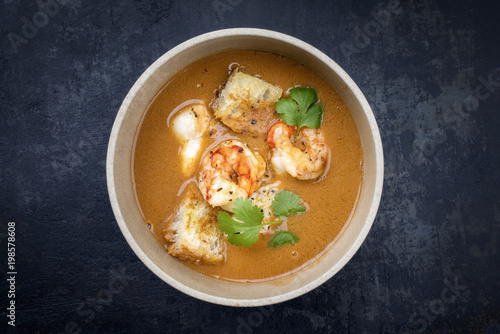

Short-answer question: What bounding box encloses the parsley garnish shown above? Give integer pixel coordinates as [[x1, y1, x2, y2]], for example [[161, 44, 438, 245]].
[[276, 87, 323, 134], [218, 197, 280, 247], [268, 231, 299, 248], [272, 190, 306, 217]]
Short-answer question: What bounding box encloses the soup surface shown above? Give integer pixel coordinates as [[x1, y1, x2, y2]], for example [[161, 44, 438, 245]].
[[133, 50, 363, 282]]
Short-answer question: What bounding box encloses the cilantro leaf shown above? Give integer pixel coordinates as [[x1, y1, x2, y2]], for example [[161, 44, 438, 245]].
[[233, 197, 264, 227], [218, 197, 280, 247], [272, 190, 306, 217], [275, 87, 323, 134], [268, 231, 299, 248], [290, 87, 317, 114], [275, 98, 298, 126], [299, 102, 323, 129], [218, 211, 260, 247]]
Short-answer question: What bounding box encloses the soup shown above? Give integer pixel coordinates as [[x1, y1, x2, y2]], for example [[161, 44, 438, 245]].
[[133, 50, 363, 282]]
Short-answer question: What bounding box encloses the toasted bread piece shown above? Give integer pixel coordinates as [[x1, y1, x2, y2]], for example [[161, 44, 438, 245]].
[[213, 70, 282, 137], [165, 187, 225, 265]]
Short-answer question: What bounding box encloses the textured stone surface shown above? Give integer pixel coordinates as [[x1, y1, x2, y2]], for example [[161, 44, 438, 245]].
[[1, 0, 499, 333]]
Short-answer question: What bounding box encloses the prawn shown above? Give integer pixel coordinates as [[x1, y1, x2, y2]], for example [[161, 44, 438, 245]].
[[267, 121, 328, 180], [198, 140, 266, 212], [171, 103, 210, 176]]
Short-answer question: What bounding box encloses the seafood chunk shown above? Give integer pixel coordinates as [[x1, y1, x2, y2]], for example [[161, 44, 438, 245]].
[[198, 139, 266, 212], [250, 181, 282, 233], [171, 103, 210, 175], [267, 121, 328, 180], [165, 187, 225, 265], [213, 70, 282, 136]]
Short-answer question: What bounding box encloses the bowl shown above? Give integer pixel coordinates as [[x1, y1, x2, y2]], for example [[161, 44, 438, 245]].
[[106, 28, 383, 306]]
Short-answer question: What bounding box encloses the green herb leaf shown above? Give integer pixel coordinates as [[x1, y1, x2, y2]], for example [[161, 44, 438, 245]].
[[272, 190, 306, 217], [299, 103, 323, 129], [218, 197, 279, 247], [275, 98, 299, 126], [290, 87, 317, 114], [268, 231, 299, 248], [276, 87, 323, 134]]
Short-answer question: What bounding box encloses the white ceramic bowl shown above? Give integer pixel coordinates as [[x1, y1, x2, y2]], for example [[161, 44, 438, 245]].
[[106, 28, 383, 306]]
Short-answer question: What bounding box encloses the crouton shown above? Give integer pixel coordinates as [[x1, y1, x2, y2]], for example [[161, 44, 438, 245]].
[[165, 187, 225, 265], [212, 70, 283, 137]]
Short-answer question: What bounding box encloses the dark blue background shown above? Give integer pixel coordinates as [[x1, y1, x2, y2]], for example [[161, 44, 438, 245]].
[[1, 0, 499, 333]]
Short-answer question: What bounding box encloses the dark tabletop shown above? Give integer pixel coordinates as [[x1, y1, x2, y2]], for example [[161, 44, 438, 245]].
[[1, 0, 500, 333]]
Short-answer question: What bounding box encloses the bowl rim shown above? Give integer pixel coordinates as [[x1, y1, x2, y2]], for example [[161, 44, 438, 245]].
[[106, 27, 384, 306]]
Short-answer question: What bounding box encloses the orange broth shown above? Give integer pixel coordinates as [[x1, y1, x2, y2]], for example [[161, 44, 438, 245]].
[[132, 50, 363, 282]]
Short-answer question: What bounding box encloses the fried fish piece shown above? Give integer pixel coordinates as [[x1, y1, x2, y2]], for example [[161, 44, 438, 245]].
[[213, 70, 282, 137]]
